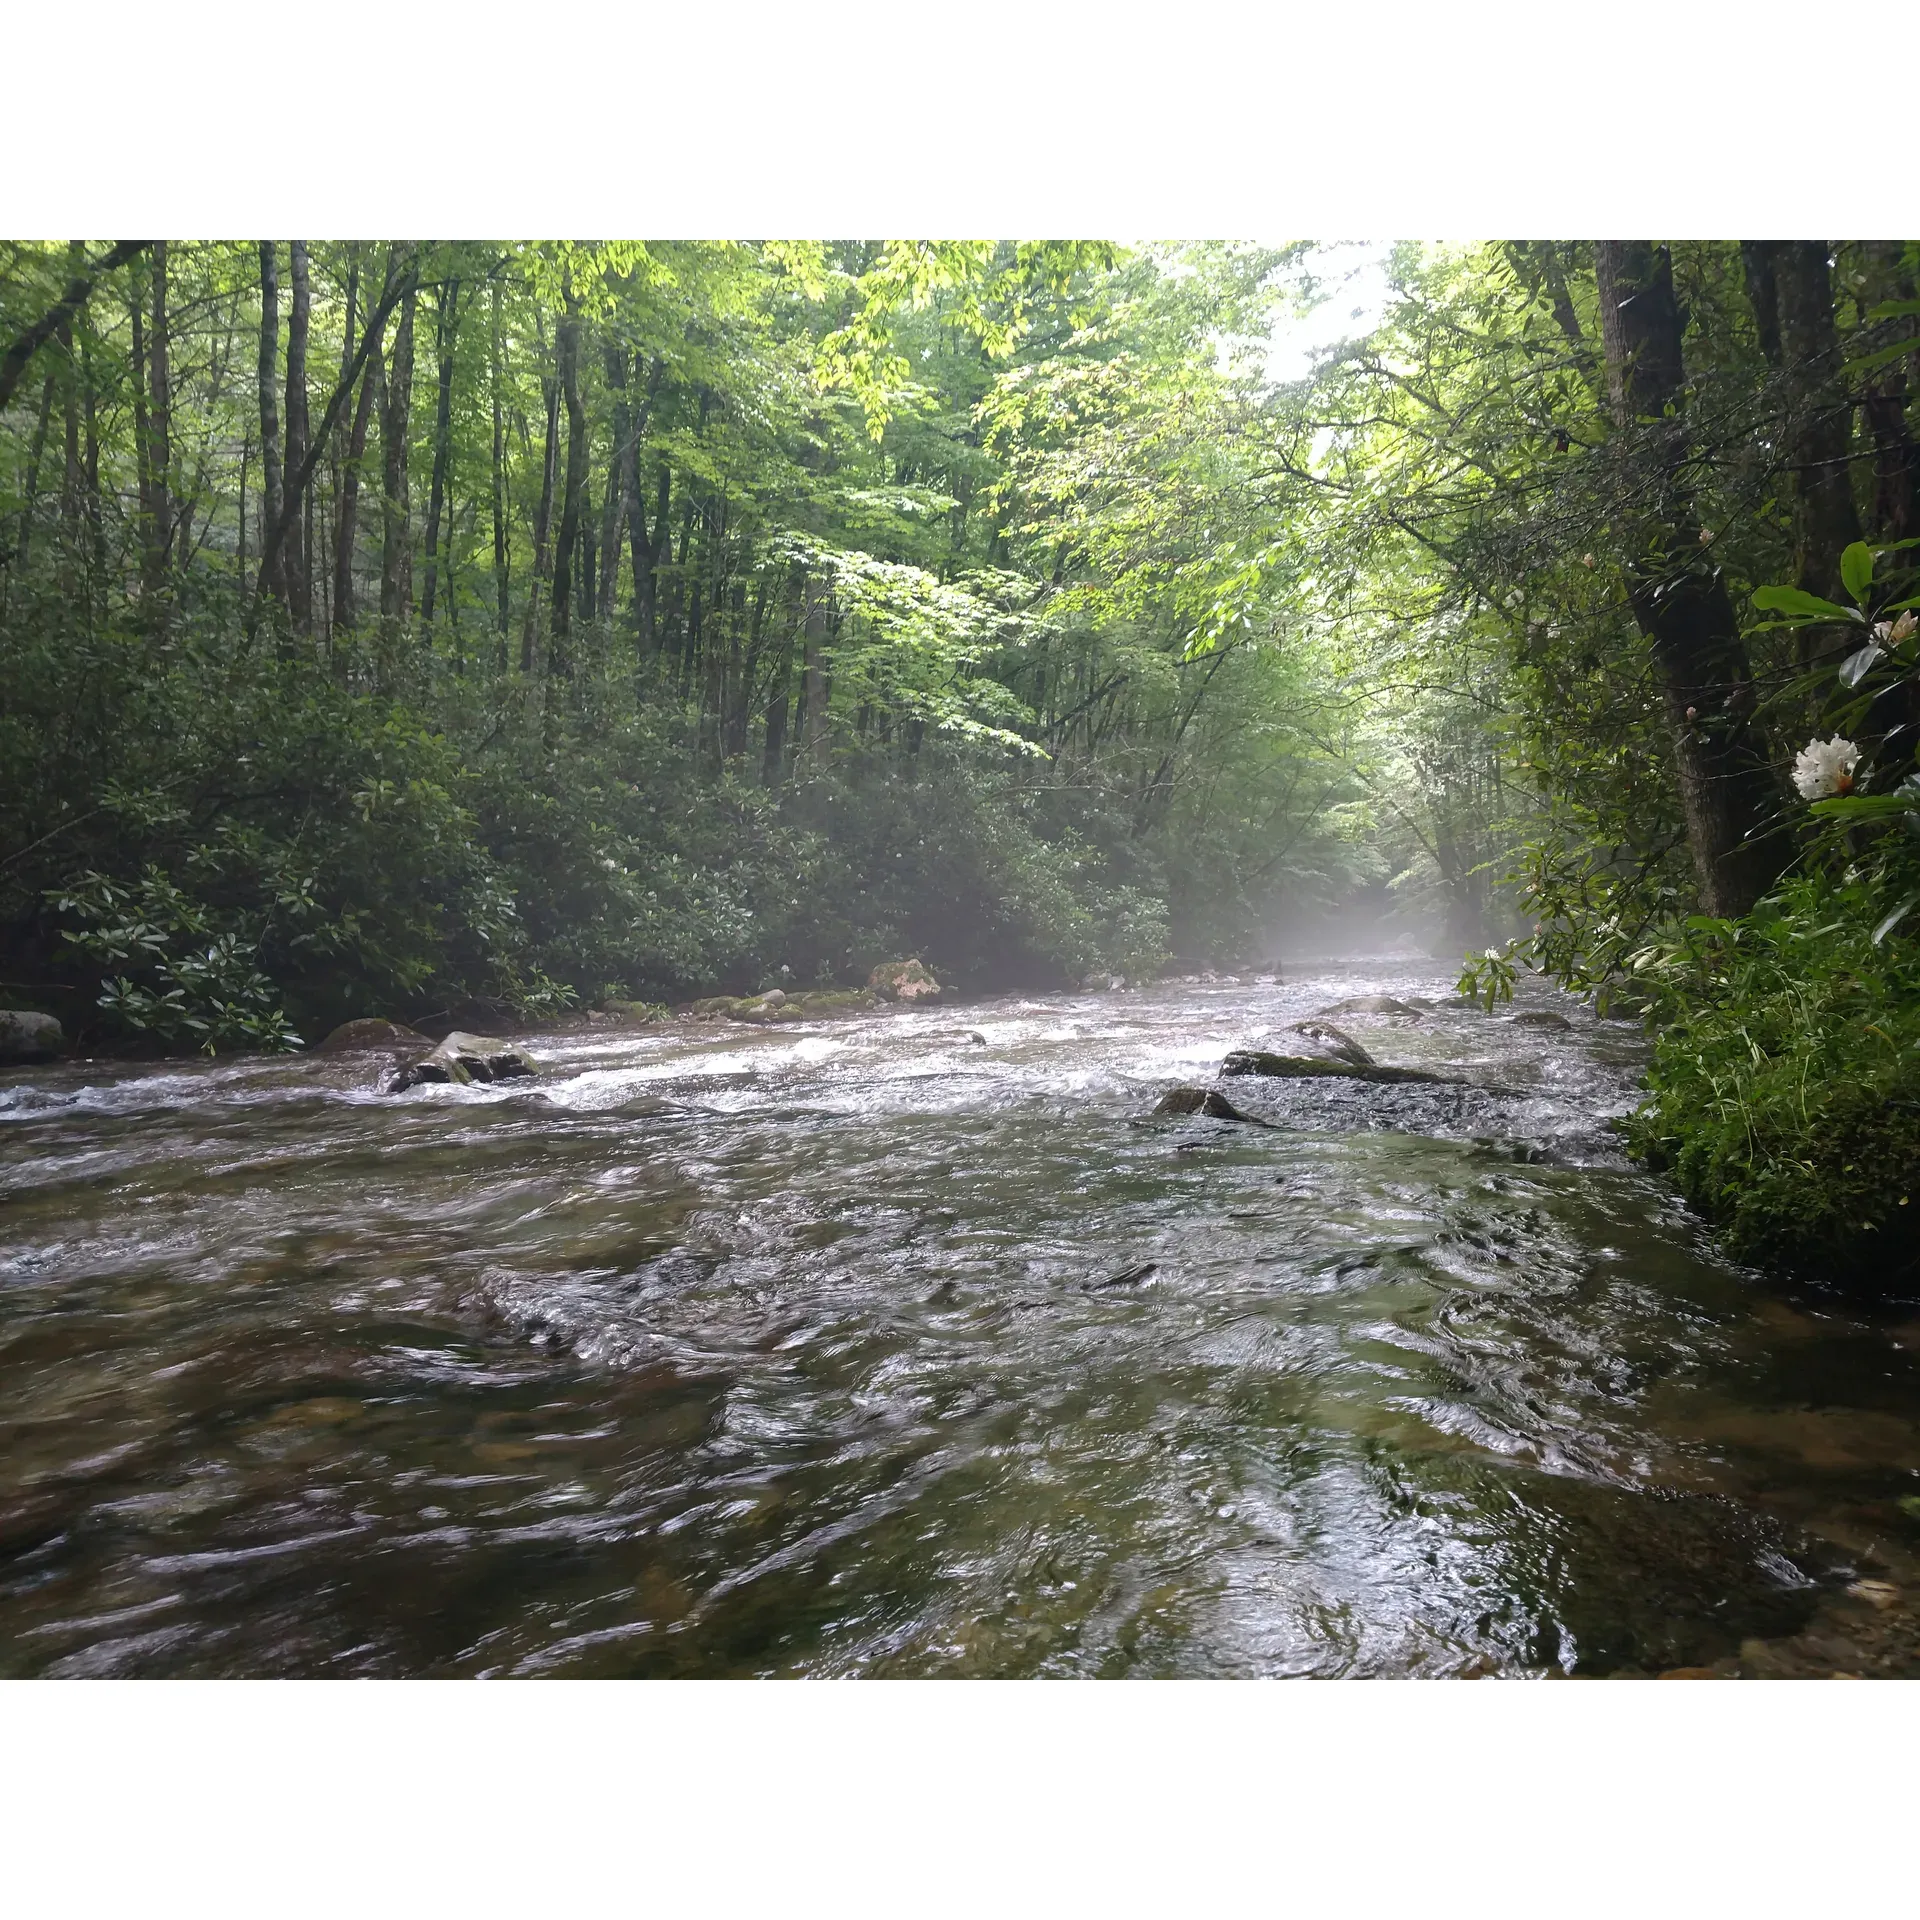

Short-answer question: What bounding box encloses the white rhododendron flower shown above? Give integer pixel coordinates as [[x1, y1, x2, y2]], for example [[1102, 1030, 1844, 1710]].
[[1873, 610, 1918, 646], [1792, 735, 1861, 800]]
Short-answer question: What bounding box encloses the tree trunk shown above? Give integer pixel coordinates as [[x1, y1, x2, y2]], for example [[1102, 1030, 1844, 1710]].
[[519, 346, 559, 675], [1595, 241, 1785, 919], [10, 370, 56, 575], [0, 240, 148, 415], [80, 318, 104, 600], [420, 276, 460, 625], [636, 456, 669, 660], [796, 567, 831, 761], [378, 277, 418, 622], [145, 241, 173, 602], [491, 280, 510, 668], [59, 243, 82, 541], [284, 240, 313, 634], [548, 286, 588, 675], [1745, 241, 1863, 658], [596, 345, 632, 618], [1858, 241, 1920, 547], [760, 565, 803, 785], [333, 292, 385, 633], [256, 242, 287, 609]]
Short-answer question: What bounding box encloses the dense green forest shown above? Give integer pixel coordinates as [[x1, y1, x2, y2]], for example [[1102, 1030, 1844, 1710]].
[[4, 238, 1919, 1274]]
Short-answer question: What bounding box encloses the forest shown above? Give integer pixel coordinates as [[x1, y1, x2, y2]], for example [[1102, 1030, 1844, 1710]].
[[3, 237, 1920, 1279]]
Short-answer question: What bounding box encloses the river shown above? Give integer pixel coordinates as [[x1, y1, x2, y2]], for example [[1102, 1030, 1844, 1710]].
[[4, 963, 1918, 1677]]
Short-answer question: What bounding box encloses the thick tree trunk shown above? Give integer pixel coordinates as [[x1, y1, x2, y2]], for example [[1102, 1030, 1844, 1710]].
[[284, 241, 313, 634], [1858, 241, 1919, 546], [548, 287, 588, 675], [1745, 241, 1863, 657], [420, 277, 459, 625], [1596, 241, 1785, 920], [379, 279, 417, 621]]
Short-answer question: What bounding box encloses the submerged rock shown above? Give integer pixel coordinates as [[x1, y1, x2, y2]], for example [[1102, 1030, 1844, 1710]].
[[317, 1018, 430, 1053], [1151, 1086, 1261, 1121], [1313, 995, 1427, 1019], [1287, 1020, 1375, 1067], [387, 1031, 540, 1093], [0, 1011, 65, 1063], [1508, 1010, 1573, 1031], [868, 958, 941, 1003], [1221, 1049, 1459, 1087]]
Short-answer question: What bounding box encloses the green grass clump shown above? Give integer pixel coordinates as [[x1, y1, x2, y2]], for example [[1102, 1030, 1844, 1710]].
[[1621, 872, 1920, 1281]]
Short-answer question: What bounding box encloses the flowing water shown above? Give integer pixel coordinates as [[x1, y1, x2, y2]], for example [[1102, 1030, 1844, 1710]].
[[5, 963, 1920, 1678]]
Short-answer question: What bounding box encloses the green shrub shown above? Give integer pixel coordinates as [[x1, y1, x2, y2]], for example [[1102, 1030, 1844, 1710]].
[[1621, 871, 1920, 1280]]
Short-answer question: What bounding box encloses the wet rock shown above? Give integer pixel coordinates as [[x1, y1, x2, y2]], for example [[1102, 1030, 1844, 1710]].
[[387, 1031, 540, 1093], [1313, 995, 1426, 1018], [1287, 1020, 1375, 1067], [1086, 1260, 1158, 1291], [1152, 1086, 1261, 1121], [413, 996, 518, 1040], [1222, 1049, 1459, 1087], [868, 958, 941, 1003], [317, 1018, 430, 1053], [598, 999, 666, 1025], [963, 1030, 988, 1046], [1509, 1010, 1573, 1031], [0, 1010, 65, 1062]]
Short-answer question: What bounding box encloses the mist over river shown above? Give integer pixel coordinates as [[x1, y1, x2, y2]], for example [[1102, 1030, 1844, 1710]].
[[5, 962, 1919, 1677]]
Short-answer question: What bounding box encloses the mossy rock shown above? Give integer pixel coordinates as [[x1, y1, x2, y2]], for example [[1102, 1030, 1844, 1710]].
[[1151, 1086, 1261, 1121], [388, 1031, 540, 1092], [868, 958, 941, 1003], [598, 999, 667, 1025]]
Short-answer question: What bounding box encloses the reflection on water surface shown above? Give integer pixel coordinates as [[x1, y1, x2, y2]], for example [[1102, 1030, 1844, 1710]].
[[4, 964, 1919, 1676]]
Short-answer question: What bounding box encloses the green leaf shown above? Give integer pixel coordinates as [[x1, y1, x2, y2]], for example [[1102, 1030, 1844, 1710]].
[[1808, 793, 1917, 821], [1839, 642, 1886, 689], [1841, 542, 1875, 606], [1872, 899, 1915, 947], [1751, 584, 1856, 622]]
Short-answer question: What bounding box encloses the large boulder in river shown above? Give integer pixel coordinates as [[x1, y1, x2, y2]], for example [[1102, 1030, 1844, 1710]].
[[318, 1018, 430, 1053], [0, 1011, 64, 1063], [868, 959, 941, 1003], [1287, 1019, 1375, 1067], [1313, 995, 1428, 1019], [387, 1031, 539, 1093]]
